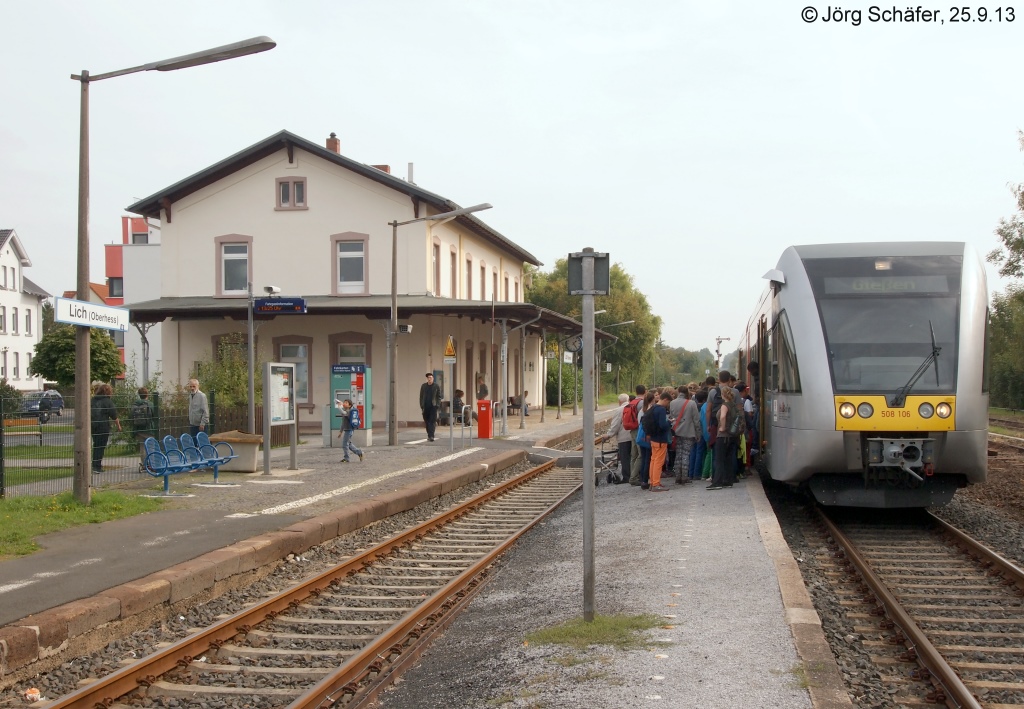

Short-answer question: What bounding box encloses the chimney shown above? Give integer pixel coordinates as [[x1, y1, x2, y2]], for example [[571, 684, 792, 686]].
[[371, 164, 391, 174], [326, 132, 340, 154]]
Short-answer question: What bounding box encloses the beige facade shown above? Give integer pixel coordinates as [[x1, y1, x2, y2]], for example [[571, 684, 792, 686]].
[[127, 131, 569, 430]]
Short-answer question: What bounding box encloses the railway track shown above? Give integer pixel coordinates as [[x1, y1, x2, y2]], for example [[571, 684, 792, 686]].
[[43, 460, 583, 709], [817, 507, 1024, 708]]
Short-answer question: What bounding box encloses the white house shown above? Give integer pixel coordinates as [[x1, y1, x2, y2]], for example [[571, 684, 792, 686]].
[[125, 131, 594, 430], [0, 229, 50, 391]]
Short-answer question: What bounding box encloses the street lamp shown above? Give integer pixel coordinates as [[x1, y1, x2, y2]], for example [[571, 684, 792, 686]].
[[387, 203, 492, 445], [70, 37, 276, 504]]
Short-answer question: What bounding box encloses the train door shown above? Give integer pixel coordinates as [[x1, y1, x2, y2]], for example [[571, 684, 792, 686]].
[[758, 315, 771, 469]]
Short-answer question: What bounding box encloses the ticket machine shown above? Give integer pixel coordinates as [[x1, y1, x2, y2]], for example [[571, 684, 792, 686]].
[[328, 365, 372, 448]]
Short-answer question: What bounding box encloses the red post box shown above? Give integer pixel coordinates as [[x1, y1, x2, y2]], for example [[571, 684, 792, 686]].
[[477, 400, 492, 439]]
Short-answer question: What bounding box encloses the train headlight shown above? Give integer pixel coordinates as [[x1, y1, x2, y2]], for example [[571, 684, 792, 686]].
[[918, 403, 934, 419], [857, 402, 874, 418], [936, 402, 952, 419], [839, 403, 856, 418]]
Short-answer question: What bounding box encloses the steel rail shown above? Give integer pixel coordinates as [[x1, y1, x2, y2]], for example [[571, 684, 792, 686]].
[[927, 511, 1024, 593], [288, 467, 583, 709], [45, 459, 560, 709], [815, 508, 984, 709]]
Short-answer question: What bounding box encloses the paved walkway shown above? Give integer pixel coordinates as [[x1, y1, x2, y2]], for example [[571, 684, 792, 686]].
[[0, 408, 600, 626]]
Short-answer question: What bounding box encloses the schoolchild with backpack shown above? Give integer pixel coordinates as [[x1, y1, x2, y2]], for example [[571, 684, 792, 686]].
[[336, 398, 364, 463], [131, 387, 156, 472], [643, 392, 673, 491], [634, 391, 655, 489], [671, 387, 701, 484], [627, 385, 645, 485]]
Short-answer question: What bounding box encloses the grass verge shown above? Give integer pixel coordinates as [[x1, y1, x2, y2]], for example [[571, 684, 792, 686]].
[[525, 613, 663, 651], [0, 491, 163, 558]]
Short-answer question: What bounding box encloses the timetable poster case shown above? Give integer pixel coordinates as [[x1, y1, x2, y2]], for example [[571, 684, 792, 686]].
[[267, 363, 296, 424]]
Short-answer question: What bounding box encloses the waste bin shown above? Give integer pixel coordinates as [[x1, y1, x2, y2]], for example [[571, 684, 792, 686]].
[[477, 400, 492, 439]]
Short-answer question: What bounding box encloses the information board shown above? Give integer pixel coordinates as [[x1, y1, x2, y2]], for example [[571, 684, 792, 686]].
[[267, 363, 296, 424]]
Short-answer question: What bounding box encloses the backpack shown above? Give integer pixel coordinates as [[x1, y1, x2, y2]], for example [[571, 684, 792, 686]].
[[642, 407, 661, 437], [349, 407, 362, 430], [709, 387, 724, 425], [131, 400, 152, 432], [727, 400, 745, 436], [622, 401, 639, 431]]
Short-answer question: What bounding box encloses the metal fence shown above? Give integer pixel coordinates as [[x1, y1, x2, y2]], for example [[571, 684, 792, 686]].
[[0, 391, 291, 498]]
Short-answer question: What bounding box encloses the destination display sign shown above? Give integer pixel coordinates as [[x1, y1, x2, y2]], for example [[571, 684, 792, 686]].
[[824, 276, 949, 295], [254, 297, 307, 314]]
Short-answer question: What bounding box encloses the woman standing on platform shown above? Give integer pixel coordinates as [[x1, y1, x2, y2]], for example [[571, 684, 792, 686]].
[[707, 386, 738, 490], [90, 383, 121, 473]]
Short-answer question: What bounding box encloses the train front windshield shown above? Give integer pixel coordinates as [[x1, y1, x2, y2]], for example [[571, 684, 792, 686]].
[[803, 255, 962, 395]]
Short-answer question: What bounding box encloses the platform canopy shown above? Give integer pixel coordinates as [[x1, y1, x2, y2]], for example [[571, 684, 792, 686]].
[[127, 294, 616, 340]]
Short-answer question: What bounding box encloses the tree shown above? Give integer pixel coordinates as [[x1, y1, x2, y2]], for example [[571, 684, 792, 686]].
[[988, 286, 1024, 408], [987, 130, 1024, 278], [42, 301, 55, 334], [0, 377, 23, 418], [28, 324, 125, 389], [183, 332, 263, 408]]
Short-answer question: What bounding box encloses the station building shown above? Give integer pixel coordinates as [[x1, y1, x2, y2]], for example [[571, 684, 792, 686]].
[[125, 131, 590, 431]]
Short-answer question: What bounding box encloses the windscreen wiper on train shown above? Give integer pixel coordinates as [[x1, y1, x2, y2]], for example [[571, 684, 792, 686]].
[[889, 321, 941, 408]]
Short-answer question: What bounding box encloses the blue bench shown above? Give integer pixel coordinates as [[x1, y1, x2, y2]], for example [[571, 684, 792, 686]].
[[167, 434, 237, 481], [142, 437, 202, 495], [141, 434, 237, 494]]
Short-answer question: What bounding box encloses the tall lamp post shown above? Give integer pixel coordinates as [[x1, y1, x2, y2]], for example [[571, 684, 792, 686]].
[[595, 319, 634, 409], [387, 203, 492, 446], [70, 36, 276, 505]]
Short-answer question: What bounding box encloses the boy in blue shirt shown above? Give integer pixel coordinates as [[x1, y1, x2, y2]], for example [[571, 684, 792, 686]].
[[336, 398, 364, 463]]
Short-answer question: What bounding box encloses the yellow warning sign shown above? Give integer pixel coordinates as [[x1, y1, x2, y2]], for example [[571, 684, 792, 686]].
[[444, 335, 457, 358]]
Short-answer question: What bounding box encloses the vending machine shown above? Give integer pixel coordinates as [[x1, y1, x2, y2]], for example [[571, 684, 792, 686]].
[[329, 365, 372, 448]]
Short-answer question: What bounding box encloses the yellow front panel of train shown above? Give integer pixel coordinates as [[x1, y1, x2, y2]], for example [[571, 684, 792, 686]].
[[833, 395, 955, 432]]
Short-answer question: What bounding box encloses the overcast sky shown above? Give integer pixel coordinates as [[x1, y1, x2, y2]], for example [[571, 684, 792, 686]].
[[2, 1, 1022, 352]]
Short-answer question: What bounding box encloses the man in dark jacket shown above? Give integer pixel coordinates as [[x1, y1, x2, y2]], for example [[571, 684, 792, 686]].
[[419, 373, 442, 442]]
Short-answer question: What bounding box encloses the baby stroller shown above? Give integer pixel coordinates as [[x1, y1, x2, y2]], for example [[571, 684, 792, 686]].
[[595, 436, 622, 485]]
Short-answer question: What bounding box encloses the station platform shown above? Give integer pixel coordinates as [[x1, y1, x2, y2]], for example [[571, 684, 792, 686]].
[[378, 463, 854, 709], [0, 408, 852, 707]]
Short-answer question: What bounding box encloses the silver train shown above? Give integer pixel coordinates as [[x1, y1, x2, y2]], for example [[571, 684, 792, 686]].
[[738, 242, 989, 508]]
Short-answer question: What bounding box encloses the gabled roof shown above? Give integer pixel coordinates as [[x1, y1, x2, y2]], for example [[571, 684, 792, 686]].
[[125, 130, 541, 266], [0, 228, 33, 267], [22, 276, 51, 298], [62, 282, 108, 301]]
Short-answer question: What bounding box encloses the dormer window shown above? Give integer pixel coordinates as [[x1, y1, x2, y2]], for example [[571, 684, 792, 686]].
[[276, 177, 308, 210]]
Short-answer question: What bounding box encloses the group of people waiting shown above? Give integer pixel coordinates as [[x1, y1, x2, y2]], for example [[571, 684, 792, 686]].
[[600, 365, 759, 492], [90, 378, 210, 474]]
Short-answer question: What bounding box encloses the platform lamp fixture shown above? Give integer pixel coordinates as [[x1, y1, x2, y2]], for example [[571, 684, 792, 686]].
[[595, 319, 634, 408], [387, 203, 492, 446], [70, 36, 276, 505]]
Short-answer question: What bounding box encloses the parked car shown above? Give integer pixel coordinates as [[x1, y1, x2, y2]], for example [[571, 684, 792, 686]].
[[21, 390, 65, 423]]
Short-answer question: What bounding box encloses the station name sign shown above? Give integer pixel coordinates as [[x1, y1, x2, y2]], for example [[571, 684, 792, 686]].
[[54, 297, 129, 332], [254, 297, 307, 314]]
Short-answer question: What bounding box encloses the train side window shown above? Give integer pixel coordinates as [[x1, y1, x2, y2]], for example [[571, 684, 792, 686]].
[[773, 311, 802, 393]]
